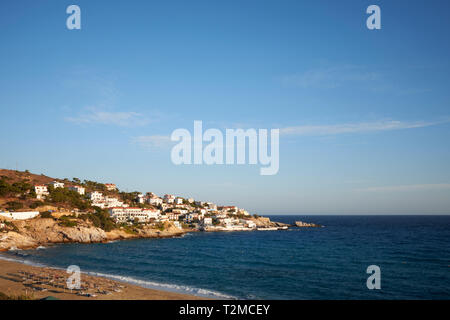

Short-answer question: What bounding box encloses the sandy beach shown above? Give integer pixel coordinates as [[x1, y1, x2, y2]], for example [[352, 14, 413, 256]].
[[0, 259, 204, 300]]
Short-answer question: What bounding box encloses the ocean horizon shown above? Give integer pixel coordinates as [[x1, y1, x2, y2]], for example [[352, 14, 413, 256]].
[[1, 215, 449, 300]]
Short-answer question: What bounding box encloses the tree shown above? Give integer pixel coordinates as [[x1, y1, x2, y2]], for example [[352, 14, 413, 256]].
[[6, 201, 23, 211]]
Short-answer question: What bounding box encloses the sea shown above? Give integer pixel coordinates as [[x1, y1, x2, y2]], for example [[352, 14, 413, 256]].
[[1, 215, 449, 299]]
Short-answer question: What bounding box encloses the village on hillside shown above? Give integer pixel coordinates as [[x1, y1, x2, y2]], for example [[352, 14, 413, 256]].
[[0, 170, 285, 232]]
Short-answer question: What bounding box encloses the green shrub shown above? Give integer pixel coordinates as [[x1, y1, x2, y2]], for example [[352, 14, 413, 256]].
[[85, 208, 116, 232], [6, 201, 23, 211], [29, 201, 44, 209], [3, 221, 19, 233], [39, 211, 53, 219], [59, 220, 78, 228]]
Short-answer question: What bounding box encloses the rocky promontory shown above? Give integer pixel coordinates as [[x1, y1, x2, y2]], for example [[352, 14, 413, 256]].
[[0, 217, 185, 251], [295, 221, 322, 228]]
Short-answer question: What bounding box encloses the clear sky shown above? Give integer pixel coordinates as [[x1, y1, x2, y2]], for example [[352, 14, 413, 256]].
[[1, 0, 450, 214]]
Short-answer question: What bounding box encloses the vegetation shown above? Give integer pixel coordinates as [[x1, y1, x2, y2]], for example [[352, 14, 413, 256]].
[[155, 222, 166, 231], [39, 211, 53, 219], [3, 221, 19, 233], [0, 178, 34, 198], [82, 180, 106, 191], [119, 191, 140, 203], [79, 207, 116, 231], [58, 215, 78, 228], [46, 186, 90, 210], [6, 201, 23, 211], [29, 201, 44, 209]]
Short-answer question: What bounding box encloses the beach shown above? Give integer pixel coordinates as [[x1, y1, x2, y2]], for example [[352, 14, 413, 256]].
[[0, 259, 203, 300]]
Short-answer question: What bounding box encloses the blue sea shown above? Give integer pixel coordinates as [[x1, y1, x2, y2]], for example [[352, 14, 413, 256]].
[[1, 215, 449, 299]]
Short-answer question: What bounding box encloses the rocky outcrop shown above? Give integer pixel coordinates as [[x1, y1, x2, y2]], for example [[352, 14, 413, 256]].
[[0, 218, 185, 251], [250, 216, 290, 228], [0, 232, 38, 251], [295, 221, 322, 228]]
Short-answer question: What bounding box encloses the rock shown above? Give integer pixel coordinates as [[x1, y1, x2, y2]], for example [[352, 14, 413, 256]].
[[295, 221, 321, 228]]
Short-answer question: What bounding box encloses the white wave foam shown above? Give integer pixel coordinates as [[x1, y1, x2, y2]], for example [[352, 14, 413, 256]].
[[0, 254, 47, 268], [0, 254, 236, 300], [87, 271, 236, 300]]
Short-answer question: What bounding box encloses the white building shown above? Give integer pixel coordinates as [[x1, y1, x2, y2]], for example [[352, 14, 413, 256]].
[[69, 186, 85, 195], [173, 221, 182, 229], [172, 208, 188, 215], [142, 208, 161, 219], [109, 207, 160, 223], [49, 181, 64, 189], [0, 211, 39, 220], [238, 209, 250, 216], [147, 197, 163, 206], [185, 213, 198, 222], [187, 198, 194, 204], [92, 201, 106, 209], [136, 193, 145, 204], [104, 196, 124, 208], [241, 219, 256, 228], [87, 191, 103, 201], [34, 185, 49, 200], [164, 194, 175, 204], [105, 183, 117, 191], [221, 218, 233, 226], [202, 217, 213, 225], [175, 197, 184, 205]]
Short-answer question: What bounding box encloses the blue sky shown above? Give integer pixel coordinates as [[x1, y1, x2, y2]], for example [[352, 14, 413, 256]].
[[1, 0, 450, 214]]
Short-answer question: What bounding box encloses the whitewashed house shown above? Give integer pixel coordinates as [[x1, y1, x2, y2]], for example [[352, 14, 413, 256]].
[[49, 181, 64, 189], [135, 193, 144, 204], [34, 185, 49, 199], [87, 191, 103, 201], [69, 186, 85, 195], [105, 183, 117, 191], [104, 196, 124, 208], [142, 208, 161, 219], [164, 194, 175, 204], [147, 196, 163, 206], [0, 211, 39, 220], [202, 217, 213, 225]]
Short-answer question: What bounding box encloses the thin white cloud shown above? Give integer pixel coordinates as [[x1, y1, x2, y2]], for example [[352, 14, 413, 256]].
[[356, 184, 450, 192], [280, 120, 438, 136], [281, 65, 379, 89], [66, 110, 149, 127], [133, 135, 172, 148]]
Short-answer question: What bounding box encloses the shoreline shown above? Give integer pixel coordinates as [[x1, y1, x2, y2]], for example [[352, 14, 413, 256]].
[[0, 258, 207, 300]]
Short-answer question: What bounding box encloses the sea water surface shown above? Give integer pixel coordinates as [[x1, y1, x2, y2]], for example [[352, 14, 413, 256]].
[[1, 215, 449, 299]]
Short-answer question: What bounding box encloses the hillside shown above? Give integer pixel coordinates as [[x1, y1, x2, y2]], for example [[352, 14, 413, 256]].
[[0, 169, 127, 212]]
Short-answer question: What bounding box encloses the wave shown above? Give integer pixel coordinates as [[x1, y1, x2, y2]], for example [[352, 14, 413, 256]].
[[0, 253, 47, 268], [0, 253, 236, 300], [86, 271, 237, 300]]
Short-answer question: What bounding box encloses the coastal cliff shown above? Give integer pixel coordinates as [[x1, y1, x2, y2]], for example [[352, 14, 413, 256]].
[[0, 217, 185, 251], [0, 169, 287, 252]]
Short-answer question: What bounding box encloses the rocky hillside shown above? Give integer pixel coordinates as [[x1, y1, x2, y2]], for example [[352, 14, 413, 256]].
[[0, 216, 185, 251]]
